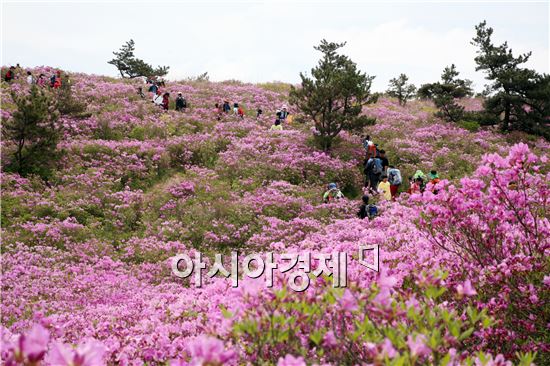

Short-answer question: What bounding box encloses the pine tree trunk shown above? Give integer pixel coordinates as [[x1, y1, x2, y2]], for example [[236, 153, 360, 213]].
[[503, 101, 510, 131]]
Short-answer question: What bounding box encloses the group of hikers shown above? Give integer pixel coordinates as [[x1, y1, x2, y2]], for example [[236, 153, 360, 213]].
[[4, 66, 439, 218], [138, 79, 293, 131], [214, 101, 246, 119], [139, 78, 293, 131], [136, 80, 188, 112], [323, 135, 441, 220], [4, 65, 63, 89]]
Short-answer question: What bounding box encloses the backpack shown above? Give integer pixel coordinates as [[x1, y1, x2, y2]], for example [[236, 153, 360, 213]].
[[372, 158, 383, 175], [389, 169, 402, 185], [367, 204, 378, 219]]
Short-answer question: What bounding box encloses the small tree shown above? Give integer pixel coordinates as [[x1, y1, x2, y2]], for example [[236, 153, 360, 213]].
[[108, 39, 169, 79], [417, 65, 473, 122], [3, 85, 61, 179], [386, 73, 416, 105], [56, 74, 88, 117], [289, 40, 377, 151], [472, 21, 550, 136], [186, 72, 210, 82]]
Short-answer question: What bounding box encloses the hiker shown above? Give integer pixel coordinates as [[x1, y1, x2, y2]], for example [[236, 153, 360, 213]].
[[378, 150, 389, 173], [323, 183, 344, 203], [377, 174, 392, 200], [37, 73, 46, 87], [358, 195, 369, 219], [409, 177, 424, 194], [364, 155, 383, 194], [270, 119, 283, 131], [367, 140, 377, 159], [413, 170, 426, 181], [412, 170, 426, 192], [4, 66, 15, 82], [148, 82, 158, 99], [276, 109, 282, 120], [257, 108, 263, 118], [378, 149, 390, 173], [223, 101, 231, 113], [280, 106, 290, 120], [26, 71, 34, 84], [162, 92, 170, 110], [238, 106, 244, 119], [362, 135, 371, 152], [175, 93, 187, 111], [52, 71, 62, 89], [428, 170, 441, 193], [153, 90, 163, 106], [357, 195, 378, 219], [137, 86, 145, 99], [233, 102, 239, 115], [387, 165, 402, 199], [428, 170, 440, 185]]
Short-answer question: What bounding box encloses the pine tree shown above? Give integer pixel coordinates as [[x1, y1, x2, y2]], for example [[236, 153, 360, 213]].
[[417, 65, 473, 123], [472, 21, 550, 136], [3, 85, 61, 179], [386, 73, 416, 106], [289, 40, 378, 151], [56, 74, 88, 117], [108, 39, 169, 79]]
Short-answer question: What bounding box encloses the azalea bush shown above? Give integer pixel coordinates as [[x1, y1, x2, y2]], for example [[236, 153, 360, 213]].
[[414, 143, 550, 356], [229, 270, 501, 365]]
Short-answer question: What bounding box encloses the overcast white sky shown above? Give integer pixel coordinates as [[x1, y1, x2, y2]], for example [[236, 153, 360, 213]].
[[2, 1, 549, 91]]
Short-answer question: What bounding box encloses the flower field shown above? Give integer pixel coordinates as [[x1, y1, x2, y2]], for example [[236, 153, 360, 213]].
[[1, 68, 549, 365]]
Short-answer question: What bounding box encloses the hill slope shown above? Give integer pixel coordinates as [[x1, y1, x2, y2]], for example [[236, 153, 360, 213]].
[[1, 69, 548, 365]]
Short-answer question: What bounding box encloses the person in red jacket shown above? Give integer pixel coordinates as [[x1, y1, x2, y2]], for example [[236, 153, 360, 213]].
[[53, 71, 62, 88], [162, 92, 170, 110], [4, 66, 15, 82], [237, 106, 244, 119]]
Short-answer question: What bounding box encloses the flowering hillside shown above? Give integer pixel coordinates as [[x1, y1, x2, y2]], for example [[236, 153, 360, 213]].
[[1, 68, 549, 366]]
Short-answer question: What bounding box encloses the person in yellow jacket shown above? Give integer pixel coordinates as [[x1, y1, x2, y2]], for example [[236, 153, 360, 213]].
[[377, 174, 392, 200], [270, 119, 283, 131]]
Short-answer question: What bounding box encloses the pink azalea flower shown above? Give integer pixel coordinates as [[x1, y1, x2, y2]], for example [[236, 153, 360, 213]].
[[187, 335, 235, 366], [339, 289, 358, 312], [46, 338, 106, 366], [407, 334, 431, 358], [323, 331, 337, 347], [380, 338, 397, 359], [456, 279, 477, 297], [22, 324, 50, 362], [7, 324, 50, 364], [277, 354, 306, 366]]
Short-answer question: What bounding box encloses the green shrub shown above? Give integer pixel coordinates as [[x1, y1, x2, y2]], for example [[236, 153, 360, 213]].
[[458, 120, 480, 132], [3, 85, 61, 180], [93, 118, 124, 140]]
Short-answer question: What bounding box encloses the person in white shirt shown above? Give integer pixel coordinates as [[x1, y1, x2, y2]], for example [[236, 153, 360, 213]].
[[26, 71, 35, 85], [153, 91, 163, 106]]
